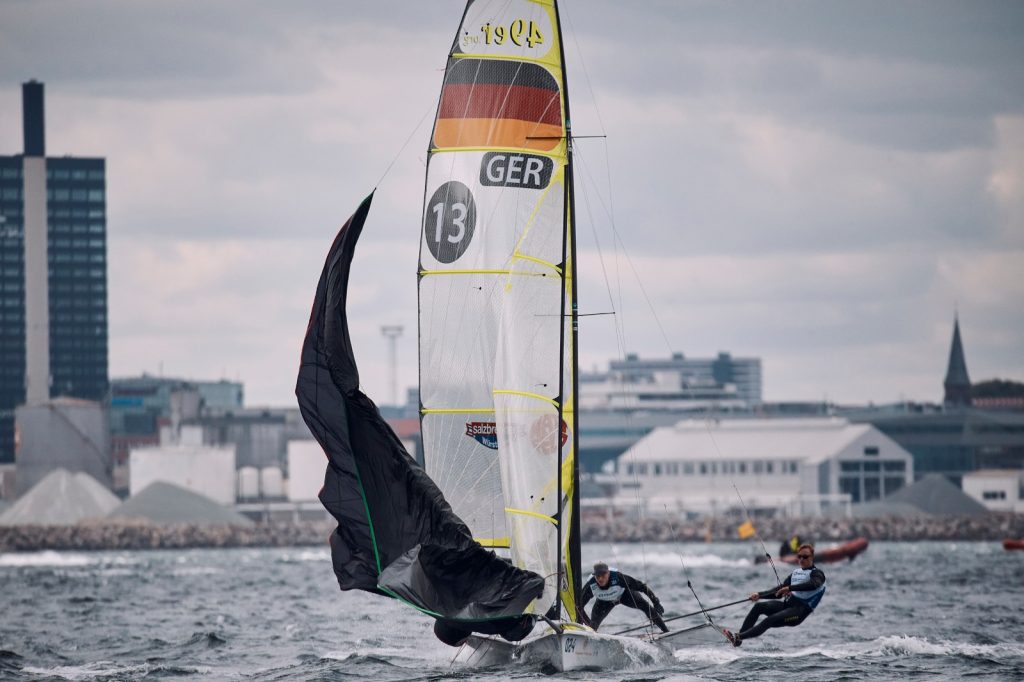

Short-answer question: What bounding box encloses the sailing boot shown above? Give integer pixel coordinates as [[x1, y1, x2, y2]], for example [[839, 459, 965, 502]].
[[723, 628, 742, 647]]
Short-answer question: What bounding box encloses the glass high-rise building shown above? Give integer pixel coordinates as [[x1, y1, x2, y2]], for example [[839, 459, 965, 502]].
[[0, 81, 109, 463]]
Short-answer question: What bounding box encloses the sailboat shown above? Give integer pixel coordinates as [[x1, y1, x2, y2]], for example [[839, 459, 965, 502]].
[[297, 0, 718, 671]]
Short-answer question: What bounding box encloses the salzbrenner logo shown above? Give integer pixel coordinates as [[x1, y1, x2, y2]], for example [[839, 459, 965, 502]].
[[465, 421, 498, 450]]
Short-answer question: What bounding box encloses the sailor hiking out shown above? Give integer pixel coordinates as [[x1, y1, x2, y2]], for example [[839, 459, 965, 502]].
[[724, 543, 826, 646], [579, 562, 669, 633]]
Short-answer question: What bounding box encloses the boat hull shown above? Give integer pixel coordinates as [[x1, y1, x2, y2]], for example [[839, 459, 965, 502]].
[[1003, 538, 1024, 551], [456, 622, 717, 671], [778, 537, 869, 564]]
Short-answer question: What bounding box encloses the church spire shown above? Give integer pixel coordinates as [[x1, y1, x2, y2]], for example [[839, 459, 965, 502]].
[[943, 314, 972, 407]]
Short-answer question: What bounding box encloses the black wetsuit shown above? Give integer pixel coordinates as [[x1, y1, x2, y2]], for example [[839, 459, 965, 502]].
[[579, 569, 668, 632], [738, 566, 826, 641]]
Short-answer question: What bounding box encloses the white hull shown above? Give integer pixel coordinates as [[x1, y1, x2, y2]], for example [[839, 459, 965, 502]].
[[455, 621, 718, 672]]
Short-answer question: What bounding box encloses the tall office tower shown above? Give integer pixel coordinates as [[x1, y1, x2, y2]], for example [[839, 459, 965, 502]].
[[0, 81, 109, 463]]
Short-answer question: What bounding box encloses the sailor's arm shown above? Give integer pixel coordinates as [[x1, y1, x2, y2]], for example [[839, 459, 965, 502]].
[[751, 576, 790, 600], [578, 579, 595, 608], [621, 573, 651, 596], [623, 573, 664, 612]]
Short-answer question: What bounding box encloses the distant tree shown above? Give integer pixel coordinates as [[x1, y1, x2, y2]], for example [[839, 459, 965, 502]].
[[972, 379, 1024, 398]]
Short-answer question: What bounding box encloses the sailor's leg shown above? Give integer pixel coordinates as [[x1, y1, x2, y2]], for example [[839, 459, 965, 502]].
[[739, 600, 785, 635], [738, 603, 808, 641], [589, 600, 615, 631]]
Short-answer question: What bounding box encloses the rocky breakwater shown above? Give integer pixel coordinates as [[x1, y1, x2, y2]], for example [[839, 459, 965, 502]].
[[581, 511, 1024, 543], [0, 520, 335, 552], [2, 513, 1023, 553]]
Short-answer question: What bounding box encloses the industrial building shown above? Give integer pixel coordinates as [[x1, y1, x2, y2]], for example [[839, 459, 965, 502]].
[[581, 351, 762, 408], [0, 81, 109, 464], [129, 439, 236, 506], [962, 469, 1024, 513], [15, 398, 111, 494], [608, 417, 914, 516], [110, 375, 244, 467]]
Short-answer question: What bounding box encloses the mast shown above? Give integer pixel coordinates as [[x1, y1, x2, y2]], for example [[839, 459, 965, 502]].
[[552, 0, 581, 621]]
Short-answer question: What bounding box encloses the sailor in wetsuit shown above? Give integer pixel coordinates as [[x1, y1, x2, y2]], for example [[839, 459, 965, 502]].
[[724, 543, 826, 647], [579, 562, 669, 632]]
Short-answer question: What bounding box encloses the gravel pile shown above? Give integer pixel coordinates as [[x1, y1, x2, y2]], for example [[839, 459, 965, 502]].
[[0, 469, 119, 526], [107, 481, 253, 526], [885, 473, 988, 516]]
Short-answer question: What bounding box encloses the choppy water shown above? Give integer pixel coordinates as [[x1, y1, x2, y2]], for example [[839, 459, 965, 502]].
[[2, 541, 1022, 680]]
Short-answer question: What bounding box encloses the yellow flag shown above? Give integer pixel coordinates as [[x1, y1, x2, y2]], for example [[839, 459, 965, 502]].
[[737, 520, 755, 540]]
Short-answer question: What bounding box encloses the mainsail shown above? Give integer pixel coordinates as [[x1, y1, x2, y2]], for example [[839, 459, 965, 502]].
[[297, 193, 544, 639], [419, 0, 581, 621]]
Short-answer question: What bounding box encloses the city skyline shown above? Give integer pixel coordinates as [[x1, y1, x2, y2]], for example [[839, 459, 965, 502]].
[[1, 1, 1021, 407]]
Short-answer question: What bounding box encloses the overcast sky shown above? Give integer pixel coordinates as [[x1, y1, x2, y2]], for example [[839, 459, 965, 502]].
[[1, 0, 1021, 407]]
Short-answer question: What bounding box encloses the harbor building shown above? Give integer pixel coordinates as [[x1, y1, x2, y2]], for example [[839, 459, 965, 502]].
[[605, 417, 914, 516], [578, 351, 761, 472], [962, 469, 1024, 513], [0, 81, 109, 464], [846, 315, 1024, 485]]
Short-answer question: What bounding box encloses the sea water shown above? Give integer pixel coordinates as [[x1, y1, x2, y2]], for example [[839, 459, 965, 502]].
[[2, 541, 1021, 680]]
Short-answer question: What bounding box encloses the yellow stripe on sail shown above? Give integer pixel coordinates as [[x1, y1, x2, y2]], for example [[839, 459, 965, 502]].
[[492, 389, 559, 409], [475, 537, 510, 548], [505, 507, 557, 526], [421, 408, 495, 415]]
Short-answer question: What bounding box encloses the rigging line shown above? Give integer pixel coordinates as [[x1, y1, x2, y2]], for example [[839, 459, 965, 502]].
[[373, 105, 433, 190], [731, 480, 782, 586], [561, 0, 607, 136], [572, 145, 654, 586], [576, 146, 666, 593], [699, 417, 783, 585], [663, 506, 723, 632], [613, 598, 751, 636], [574, 146, 673, 355], [572, 146, 622, 339]]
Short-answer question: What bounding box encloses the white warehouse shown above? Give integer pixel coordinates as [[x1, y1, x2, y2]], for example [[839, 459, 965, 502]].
[[611, 418, 914, 516]]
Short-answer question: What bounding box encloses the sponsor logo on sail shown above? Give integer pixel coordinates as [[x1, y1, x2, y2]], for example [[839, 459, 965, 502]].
[[465, 421, 498, 449], [530, 414, 569, 455]]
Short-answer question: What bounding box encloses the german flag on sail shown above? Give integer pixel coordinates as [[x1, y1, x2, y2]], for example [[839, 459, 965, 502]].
[[433, 58, 562, 152]]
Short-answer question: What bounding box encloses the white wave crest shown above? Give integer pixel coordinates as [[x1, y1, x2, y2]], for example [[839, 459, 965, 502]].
[[22, 662, 211, 679], [676, 635, 1024, 664], [0, 551, 137, 568], [868, 634, 1024, 659], [606, 550, 751, 569], [673, 644, 743, 665], [278, 549, 330, 563]]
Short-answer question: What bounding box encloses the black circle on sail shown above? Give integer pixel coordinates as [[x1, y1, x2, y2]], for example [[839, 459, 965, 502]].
[[425, 180, 476, 264]]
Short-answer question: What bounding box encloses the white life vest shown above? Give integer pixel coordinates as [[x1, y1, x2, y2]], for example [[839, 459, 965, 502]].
[[787, 567, 825, 610], [588, 569, 627, 602]]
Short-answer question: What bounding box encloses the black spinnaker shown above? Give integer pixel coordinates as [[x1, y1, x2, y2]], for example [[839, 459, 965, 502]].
[[296, 193, 544, 643]]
